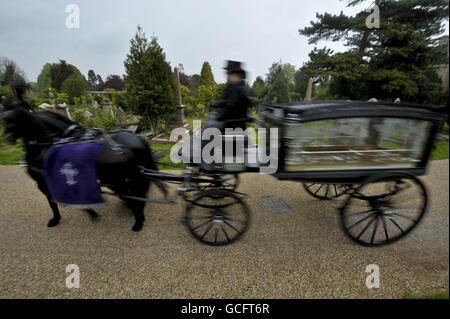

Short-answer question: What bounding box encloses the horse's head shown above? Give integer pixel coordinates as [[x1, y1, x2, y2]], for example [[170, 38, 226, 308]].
[[1, 97, 32, 145]]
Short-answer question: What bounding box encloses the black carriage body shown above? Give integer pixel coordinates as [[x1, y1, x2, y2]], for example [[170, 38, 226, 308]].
[[258, 100, 447, 184]]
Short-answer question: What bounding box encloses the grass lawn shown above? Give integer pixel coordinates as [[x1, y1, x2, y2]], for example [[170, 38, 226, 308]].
[[404, 292, 449, 299], [0, 134, 25, 165], [149, 141, 186, 170], [431, 140, 449, 160]]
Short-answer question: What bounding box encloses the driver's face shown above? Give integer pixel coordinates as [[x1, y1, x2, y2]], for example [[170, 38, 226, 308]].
[[227, 73, 242, 84]]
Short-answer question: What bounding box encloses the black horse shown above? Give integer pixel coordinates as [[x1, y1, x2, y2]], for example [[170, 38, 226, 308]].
[[1, 98, 158, 232]]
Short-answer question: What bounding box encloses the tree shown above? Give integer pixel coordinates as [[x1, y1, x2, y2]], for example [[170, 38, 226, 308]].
[[62, 74, 89, 104], [250, 76, 266, 99], [198, 85, 214, 106], [96, 75, 104, 90], [214, 83, 226, 99], [189, 74, 200, 97], [299, 0, 449, 103], [265, 61, 291, 103], [176, 64, 191, 88], [0, 57, 25, 87], [50, 60, 84, 92], [35, 63, 52, 92], [199, 61, 215, 91], [123, 25, 176, 134], [98, 75, 125, 91], [87, 70, 98, 90]]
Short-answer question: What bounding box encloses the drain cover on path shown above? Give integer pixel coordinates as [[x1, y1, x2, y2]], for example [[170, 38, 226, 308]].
[[257, 196, 291, 214]]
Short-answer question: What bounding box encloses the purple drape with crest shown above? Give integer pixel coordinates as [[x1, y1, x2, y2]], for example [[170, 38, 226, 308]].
[[43, 142, 104, 208]]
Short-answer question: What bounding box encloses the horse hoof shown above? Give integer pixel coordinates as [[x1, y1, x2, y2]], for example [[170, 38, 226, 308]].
[[47, 218, 60, 227], [89, 213, 100, 223], [132, 223, 143, 232]]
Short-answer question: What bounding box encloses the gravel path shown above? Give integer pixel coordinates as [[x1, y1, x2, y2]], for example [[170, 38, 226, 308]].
[[0, 161, 448, 298]]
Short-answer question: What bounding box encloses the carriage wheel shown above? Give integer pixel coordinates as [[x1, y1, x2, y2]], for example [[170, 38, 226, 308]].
[[303, 183, 351, 200], [340, 172, 427, 247], [185, 189, 250, 246], [195, 174, 239, 192]]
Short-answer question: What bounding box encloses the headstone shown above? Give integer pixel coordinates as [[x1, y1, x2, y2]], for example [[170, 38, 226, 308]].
[[170, 67, 189, 133], [118, 108, 127, 124], [127, 125, 139, 133], [102, 104, 112, 117], [55, 103, 71, 120], [83, 110, 92, 118], [304, 77, 313, 103]]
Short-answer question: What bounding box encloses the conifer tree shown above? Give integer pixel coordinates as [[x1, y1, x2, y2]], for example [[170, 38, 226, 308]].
[[124, 25, 176, 134]]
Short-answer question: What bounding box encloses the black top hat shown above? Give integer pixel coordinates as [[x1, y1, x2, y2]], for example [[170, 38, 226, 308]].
[[223, 60, 246, 78]]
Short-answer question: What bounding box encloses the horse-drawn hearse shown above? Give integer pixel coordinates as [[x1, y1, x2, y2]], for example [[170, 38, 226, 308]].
[[1, 98, 447, 247]]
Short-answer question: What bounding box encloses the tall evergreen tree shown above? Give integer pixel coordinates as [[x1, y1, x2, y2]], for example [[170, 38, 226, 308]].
[[299, 0, 449, 103], [87, 70, 98, 90], [96, 74, 104, 90], [265, 62, 291, 103], [36, 63, 52, 92], [124, 25, 176, 133], [189, 74, 200, 97], [199, 61, 216, 91]]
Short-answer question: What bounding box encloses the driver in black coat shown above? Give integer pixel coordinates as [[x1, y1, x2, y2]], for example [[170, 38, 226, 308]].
[[179, 61, 252, 164], [205, 60, 252, 132]]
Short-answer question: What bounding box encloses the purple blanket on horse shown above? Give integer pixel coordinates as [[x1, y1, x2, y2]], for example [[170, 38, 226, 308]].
[[43, 142, 105, 208]]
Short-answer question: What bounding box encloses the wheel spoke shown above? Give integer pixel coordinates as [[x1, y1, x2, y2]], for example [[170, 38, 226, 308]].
[[191, 219, 213, 231], [370, 216, 380, 244], [189, 215, 213, 220], [220, 225, 231, 242], [388, 217, 405, 234], [346, 212, 377, 231], [223, 216, 246, 224], [214, 228, 218, 244], [356, 216, 376, 240], [314, 184, 324, 195], [381, 215, 390, 242], [333, 185, 338, 196], [390, 212, 417, 223], [324, 185, 330, 197], [200, 223, 214, 239], [223, 220, 242, 235]]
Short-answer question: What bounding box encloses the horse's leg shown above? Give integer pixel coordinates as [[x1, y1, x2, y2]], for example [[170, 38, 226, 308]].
[[36, 180, 61, 227], [46, 196, 61, 227], [84, 209, 99, 222], [127, 174, 150, 232]]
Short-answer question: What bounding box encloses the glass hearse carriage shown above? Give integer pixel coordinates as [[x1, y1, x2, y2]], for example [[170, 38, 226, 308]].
[[176, 100, 447, 246]]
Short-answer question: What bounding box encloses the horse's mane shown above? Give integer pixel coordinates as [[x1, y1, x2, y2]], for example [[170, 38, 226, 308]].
[[32, 111, 76, 137]]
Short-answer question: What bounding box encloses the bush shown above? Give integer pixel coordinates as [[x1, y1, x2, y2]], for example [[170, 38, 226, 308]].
[[62, 74, 89, 104], [55, 93, 69, 105]]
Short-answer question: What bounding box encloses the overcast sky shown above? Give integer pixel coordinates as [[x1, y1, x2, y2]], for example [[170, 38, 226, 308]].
[[1, 0, 448, 84]]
